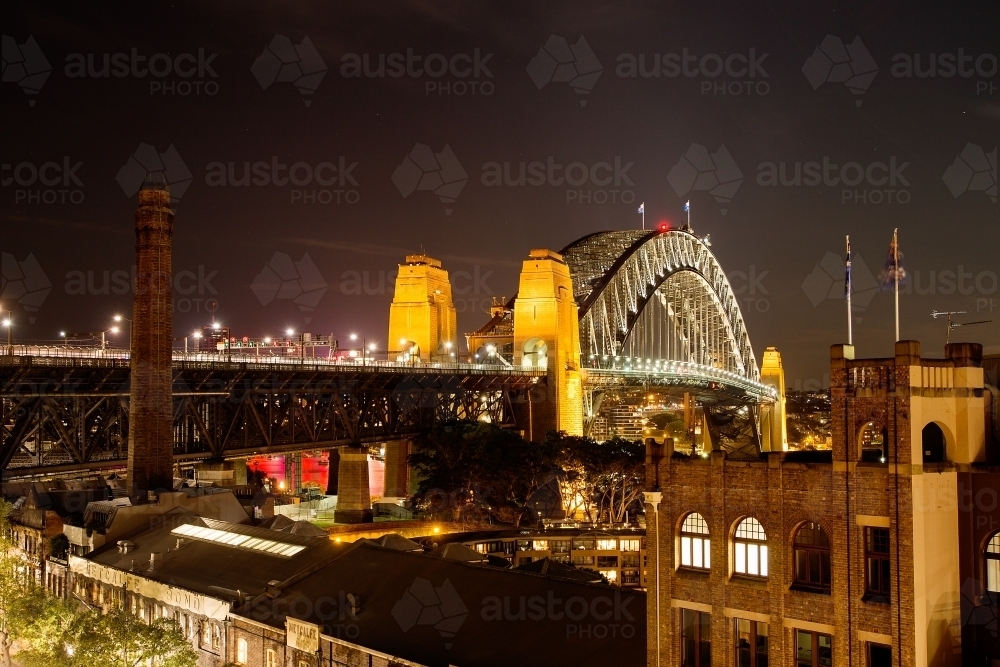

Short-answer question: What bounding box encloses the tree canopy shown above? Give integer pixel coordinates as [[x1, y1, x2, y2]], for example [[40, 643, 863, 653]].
[[409, 423, 646, 526], [0, 500, 197, 667]]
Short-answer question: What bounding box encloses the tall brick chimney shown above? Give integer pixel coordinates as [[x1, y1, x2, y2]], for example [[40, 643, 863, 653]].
[[127, 182, 174, 500]]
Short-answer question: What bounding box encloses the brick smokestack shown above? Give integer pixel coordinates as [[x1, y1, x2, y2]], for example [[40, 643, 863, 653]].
[[127, 182, 174, 499]]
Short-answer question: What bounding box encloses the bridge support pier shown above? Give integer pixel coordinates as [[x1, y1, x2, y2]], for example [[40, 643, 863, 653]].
[[334, 445, 372, 524], [381, 439, 410, 504], [325, 448, 340, 495]]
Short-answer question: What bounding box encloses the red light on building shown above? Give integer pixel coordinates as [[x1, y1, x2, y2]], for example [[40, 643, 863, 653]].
[[658, 222, 670, 232]]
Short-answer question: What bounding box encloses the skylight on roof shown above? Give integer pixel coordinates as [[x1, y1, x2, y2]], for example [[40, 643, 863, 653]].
[[171, 523, 306, 558]]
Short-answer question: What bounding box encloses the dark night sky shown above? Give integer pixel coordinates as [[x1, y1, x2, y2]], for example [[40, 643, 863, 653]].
[[3, 0, 998, 385]]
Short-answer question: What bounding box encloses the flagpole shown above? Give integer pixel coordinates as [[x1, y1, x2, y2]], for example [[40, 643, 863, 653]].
[[846, 235, 853, 345], [893, 228, 899, 342]]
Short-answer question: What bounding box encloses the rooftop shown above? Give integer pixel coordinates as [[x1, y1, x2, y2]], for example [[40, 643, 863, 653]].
[[235, 540, 645, 667]]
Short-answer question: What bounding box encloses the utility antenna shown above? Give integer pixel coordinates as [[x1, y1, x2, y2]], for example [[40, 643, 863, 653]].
[[931, 310, 992, 345]]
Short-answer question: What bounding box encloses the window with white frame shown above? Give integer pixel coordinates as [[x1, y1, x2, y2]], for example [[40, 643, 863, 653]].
[[680, 513, 711, 570], [733, 517, 768, 577], [236, 638, 247, 664]]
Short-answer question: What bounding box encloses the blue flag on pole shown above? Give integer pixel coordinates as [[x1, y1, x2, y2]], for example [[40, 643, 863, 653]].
[[845, 237, 852, 300], [637, 203, 644, 214]]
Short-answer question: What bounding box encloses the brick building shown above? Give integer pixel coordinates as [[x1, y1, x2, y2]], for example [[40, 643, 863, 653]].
[[69, 509, 340, 667], [644, 341, 999, 667]]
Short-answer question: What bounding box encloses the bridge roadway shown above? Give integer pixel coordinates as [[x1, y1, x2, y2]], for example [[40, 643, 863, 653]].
[[1, 346, 774, 478], [0, 346, 543, 479]]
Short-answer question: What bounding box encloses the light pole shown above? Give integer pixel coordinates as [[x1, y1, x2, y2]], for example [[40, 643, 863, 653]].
[[113, 315, 133, 353], [1, 309, 12, 355], [100, 326, 120, 351]]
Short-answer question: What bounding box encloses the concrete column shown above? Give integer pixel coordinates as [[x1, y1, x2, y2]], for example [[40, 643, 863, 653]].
[[195, 461, 235, 485], [334, 446, 372, 523], [382, 439, 410, 503], [232, 459, 248, 486], [283, 456, 294, 494], [325, 449, 340, 495], [127, 182, 175, 501]]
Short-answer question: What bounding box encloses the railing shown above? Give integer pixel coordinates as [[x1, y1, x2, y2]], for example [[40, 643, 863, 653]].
[[584, 358, 777, 398], [0, 345, 545, 378]]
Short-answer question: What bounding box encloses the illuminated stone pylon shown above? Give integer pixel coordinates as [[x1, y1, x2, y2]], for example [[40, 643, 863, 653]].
[[513, 249, 583, 437], [388, 254, 457, 360], [759, 346, 787, 451]]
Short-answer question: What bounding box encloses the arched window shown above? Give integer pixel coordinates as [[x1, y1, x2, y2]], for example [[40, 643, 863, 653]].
[[859, 421, 887, 463], [922, 423, 946, 463], [734, 518, 768, 577], [522, 338, 548, 369], [986, 533, 1000, 593], [793, 522, 831, 592], [680, 513, 711, 570]]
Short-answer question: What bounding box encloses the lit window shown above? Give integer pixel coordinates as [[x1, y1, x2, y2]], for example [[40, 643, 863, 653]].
[[236, 638, 248, 664], [680, 513, 711, 570], [734, 518, 768, 578], [736, 619, 768, 667], [266, 649, 277, 667], [793, 522, 831, 592], [532, 540, 549, 551], [596, 539, 618, 550], [986, 533, 1000, 593], [620, 539, 640, 552]]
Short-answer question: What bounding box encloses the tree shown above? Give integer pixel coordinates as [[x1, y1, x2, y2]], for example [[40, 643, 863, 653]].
[[547, 433, 646, 524], [588, 437, 645, 523], [9, 592, 77, 667], [410, 422, 557, 526], [1, 499, 37, 667], [66, 608, 198, 667]]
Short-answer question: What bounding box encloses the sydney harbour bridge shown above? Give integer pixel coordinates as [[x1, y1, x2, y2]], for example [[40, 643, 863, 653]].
[[0, 227, 781, 480]]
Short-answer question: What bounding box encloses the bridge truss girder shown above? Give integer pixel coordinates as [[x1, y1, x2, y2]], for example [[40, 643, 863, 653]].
[[1, 358, 540, 477]]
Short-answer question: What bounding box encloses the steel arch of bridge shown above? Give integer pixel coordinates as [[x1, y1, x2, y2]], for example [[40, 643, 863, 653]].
[[560, 229, 759, 383]]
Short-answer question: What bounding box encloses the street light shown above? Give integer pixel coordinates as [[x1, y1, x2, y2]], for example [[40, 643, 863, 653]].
[[1, 311, 11, 355], [113, 314, 133, 352], [100, 326, 120, 351]]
